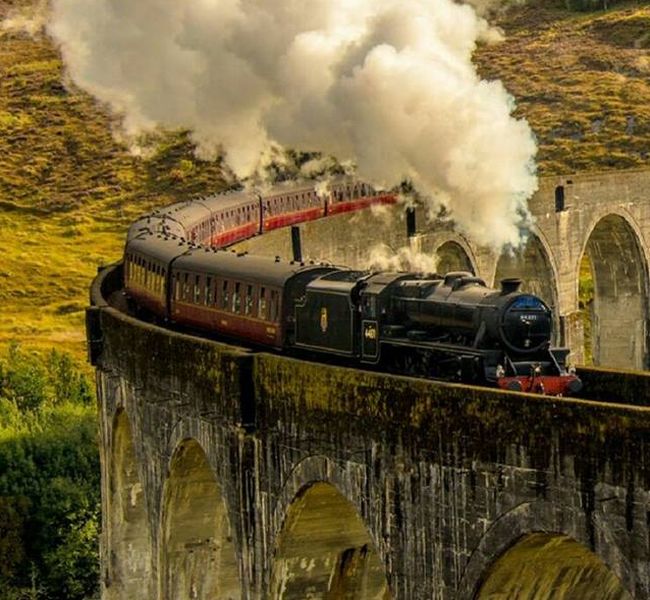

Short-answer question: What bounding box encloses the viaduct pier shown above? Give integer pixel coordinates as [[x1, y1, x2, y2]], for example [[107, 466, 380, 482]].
[[89, 169, 650, 599]]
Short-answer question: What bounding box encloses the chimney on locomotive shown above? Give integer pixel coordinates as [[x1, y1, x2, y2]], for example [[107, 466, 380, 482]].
[[500, 278, 522, 294]]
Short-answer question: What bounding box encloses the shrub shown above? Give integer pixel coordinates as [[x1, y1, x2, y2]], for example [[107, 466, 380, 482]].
[[0, 345, 99, 600]]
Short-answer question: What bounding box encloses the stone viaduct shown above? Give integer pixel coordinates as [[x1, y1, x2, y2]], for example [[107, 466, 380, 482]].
[[89, 169, 650, 599]]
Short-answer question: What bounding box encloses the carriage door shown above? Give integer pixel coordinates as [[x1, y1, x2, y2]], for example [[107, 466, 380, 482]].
[[361, 292, 379, 363]]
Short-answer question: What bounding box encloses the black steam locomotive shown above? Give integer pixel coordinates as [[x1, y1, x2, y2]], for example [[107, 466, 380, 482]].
[[125, 231, 581, 396], [293, 266, 581, 395]]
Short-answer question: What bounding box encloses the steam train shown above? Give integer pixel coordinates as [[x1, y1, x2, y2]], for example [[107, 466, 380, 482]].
[[123, 179, 582, 396]]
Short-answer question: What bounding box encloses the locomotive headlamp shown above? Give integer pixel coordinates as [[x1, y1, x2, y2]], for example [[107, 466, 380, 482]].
[[496, 365, 505, 378], [533, 364, 542, 375], [568, 365, 576, 376]]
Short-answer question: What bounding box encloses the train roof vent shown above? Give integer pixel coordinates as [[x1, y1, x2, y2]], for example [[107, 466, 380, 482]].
[[443, 271, 473, 286], [500, 278, 522, 294]]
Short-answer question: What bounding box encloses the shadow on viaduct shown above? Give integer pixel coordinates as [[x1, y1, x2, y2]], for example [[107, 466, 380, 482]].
[[91, 266, 650, 600], [238, 169, 650, 370]]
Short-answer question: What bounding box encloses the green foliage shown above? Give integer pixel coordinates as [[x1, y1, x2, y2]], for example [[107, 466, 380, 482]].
[[0, 343, 92, 412], [0, 345, 99, 600]]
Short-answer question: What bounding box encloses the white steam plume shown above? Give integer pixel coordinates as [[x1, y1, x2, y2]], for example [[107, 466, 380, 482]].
[[1, 1, 48, 35], [365, 244, 438, 274], [47, 0, 537, 248]]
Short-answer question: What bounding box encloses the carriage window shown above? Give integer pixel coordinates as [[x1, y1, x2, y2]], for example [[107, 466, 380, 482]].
[[233, 282, 241, 313], [245, 285, 253, 315], [183, 273, 190, 300], [269, 290, 279, 321], [174, 274, 180, 300], [258, 287, 267, 319], [205, 277, 212, 306], [194, 275, 201, 303], [222, 280, 229, 309]]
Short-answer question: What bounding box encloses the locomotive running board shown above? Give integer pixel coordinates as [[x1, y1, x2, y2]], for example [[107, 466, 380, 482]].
[[380, 337, 500, 360]]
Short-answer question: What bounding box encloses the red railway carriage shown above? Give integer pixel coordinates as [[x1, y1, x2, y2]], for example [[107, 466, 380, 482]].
[[202, 191, 262, 248], [325, 178, 397, 216], [262, 183, 323, 232], [170, 249, 335, 349], [124, 234, 187, 315], [127, 214, 187, 241], [152, 200, 213, 243]]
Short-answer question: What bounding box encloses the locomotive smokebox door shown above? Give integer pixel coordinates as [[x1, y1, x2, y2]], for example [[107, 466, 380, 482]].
[[362, 320, 379, 362]]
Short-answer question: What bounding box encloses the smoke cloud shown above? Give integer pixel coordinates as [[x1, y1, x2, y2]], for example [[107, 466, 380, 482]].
[[47, 0, 537, 248], [365, 243, 439, 274]]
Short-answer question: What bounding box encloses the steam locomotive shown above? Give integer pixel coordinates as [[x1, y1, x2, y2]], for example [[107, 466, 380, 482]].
[[123, 179, 581, 396]]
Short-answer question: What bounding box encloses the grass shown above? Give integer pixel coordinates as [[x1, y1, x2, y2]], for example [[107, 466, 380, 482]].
[[0, 0, 647, 362], [0, 11, 233, 361], [475, 1, 650, 174]]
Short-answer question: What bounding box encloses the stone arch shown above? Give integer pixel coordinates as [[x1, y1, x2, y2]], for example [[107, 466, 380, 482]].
[[457, 501, 634, 600], [475, 533, 632, 599], [108, 409, 152, 599], [578, 212, 649, 369], [436, 240, 476, 275], [419, 231, 479, 275], [270, 456, 390, 599], [159, 438, 240, 600], [494, 231, 561, 343]]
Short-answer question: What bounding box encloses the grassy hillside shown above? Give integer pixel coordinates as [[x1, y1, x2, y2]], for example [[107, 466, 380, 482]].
[[0, 0, 648, 359], [476, 1, 649, 173], [0, 3, 233, 359]]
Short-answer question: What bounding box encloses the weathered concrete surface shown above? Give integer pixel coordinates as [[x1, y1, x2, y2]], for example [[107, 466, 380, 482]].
[[238, 169, 650, 370], [91, 273, 650, 599]]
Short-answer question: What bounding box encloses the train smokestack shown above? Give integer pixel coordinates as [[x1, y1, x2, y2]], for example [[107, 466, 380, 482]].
[[291, 225, 302, 263], [406, 207, 416, 238], [500, 278, 522, 294]]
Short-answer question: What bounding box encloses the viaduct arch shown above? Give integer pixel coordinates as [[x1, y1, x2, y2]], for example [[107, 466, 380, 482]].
[[106, 409, 152, 600], [159, 438, 240, 600]]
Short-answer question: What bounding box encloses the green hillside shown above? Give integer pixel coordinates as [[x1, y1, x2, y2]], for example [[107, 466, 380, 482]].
[[0, 3, 233, 358], [0, 0, 648, 358], [476, 1, 649, 173]]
